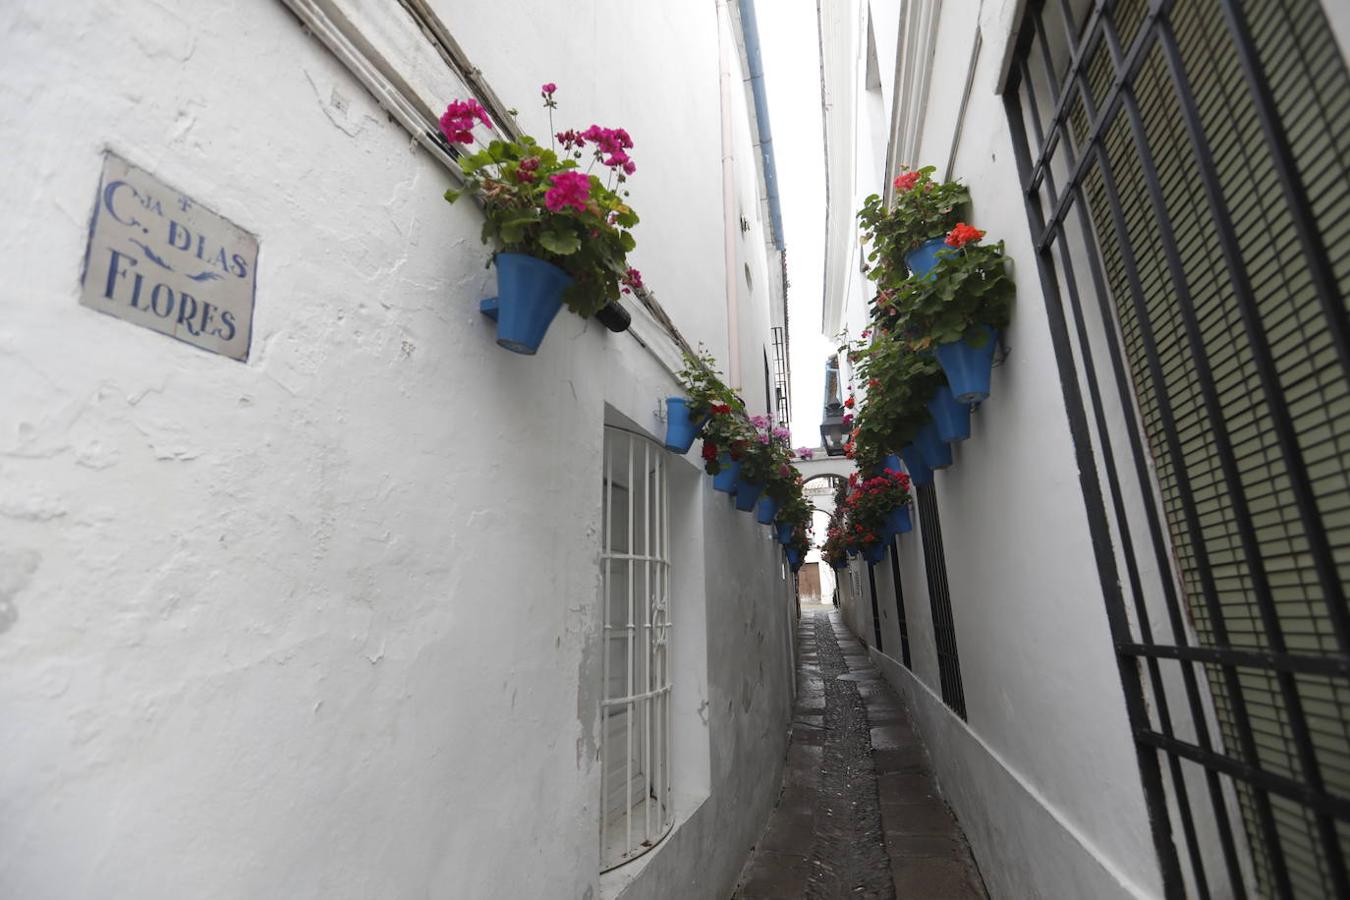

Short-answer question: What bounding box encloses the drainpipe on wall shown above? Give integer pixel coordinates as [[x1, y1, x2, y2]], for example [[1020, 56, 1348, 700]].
[[718, 0, 743, 390], [738, 0, 785, 252]]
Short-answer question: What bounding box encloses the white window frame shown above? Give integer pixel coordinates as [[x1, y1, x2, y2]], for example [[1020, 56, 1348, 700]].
[[599, 427, 673, 871]]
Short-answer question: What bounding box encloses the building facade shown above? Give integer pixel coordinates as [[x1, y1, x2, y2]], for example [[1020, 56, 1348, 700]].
[[0, 2, 799, 898], [819, 1, 1350, 898]]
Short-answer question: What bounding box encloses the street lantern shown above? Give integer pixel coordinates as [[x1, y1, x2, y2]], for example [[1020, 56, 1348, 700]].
[[820, 400, 847, 456]]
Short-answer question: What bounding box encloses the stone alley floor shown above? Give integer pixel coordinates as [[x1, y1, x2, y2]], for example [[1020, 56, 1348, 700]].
[[734, 604, 987, 899]]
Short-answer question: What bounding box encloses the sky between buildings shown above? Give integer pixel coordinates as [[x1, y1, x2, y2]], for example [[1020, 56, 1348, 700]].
[[758, 1, 833, 444]]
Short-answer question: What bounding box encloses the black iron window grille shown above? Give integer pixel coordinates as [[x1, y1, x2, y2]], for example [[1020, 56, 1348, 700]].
[[867, 562, 885, 651], [1005, 0, 1350, 896], [917, 485, 966, 719], [771, 325, 791, 425], [889, 535, 913, 668]]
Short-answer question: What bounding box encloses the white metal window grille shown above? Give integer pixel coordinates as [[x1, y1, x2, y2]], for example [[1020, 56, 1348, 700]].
[[600, 427, 673, 871]]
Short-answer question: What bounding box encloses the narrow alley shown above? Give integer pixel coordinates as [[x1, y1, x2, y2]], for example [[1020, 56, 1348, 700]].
[[736, 603, 985, 899], [4, 1, 1348, 897]]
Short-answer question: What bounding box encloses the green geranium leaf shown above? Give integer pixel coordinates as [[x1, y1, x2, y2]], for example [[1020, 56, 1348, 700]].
[[539, 230, 582, 255]]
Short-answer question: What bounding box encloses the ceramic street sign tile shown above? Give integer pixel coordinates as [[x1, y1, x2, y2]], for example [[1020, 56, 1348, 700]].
[[80, 152, 258, 361]]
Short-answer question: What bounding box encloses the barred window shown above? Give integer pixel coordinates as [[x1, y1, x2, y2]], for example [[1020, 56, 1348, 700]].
[[600, 427, 673, 870]]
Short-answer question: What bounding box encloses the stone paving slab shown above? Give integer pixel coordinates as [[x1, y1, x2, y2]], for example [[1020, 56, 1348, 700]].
[[734, 605, 986, 899]]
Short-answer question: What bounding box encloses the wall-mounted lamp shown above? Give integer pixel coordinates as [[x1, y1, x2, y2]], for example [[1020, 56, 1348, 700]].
[[820, 400, 847, 457]]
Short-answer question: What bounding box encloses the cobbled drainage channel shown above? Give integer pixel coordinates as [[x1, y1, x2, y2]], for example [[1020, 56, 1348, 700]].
[[734, 606, 986, 899], [806, 610, 895, 898]]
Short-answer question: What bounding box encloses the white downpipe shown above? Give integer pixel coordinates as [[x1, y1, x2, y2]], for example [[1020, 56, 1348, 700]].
[[717, 0, 743, 389]]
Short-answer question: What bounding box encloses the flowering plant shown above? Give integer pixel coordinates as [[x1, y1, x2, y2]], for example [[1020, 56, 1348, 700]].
[[677, 350, 748, 475], [737, 416, 794, 486], [777, 489, 813, 560], [821, 486, 851, 568], [678, 349, 743, 420], [845, 332, 943, 469], [786, 522, 812, 562], [441, 85, 641, 317], [839, 468, 910, 555], [763, 457, 804, 505], [821, 524, 849, 569], [858, 165, 969, 284], [884, 226, 1013, 348]]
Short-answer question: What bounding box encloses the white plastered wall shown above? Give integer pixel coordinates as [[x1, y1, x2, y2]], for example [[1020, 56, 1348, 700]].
[[0, 2, 793, 898]]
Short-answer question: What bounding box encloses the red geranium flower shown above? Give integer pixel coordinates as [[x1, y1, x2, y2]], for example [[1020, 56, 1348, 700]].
[[893, 170, 922, 192], [702, 442, 718, 461], [844, 397, 855, 409], [946, 222, 985, 248]]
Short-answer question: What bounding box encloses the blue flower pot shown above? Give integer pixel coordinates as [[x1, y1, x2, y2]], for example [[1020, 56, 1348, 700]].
[[900, 445, 935, 486], [482, 253, 571, 354], [847, 546, 859, 558], [934, 325, 999, 403], [756, 495, 780, 525], [776, 521, 794, 544], [712, 454, 741, 493], [831, 560, 848, 571], [663, 397, 707, 453], [862, 543, 886, 564], [735, 480, 765, 511], [885, 505, 912, 536], [882, 453, 904, 472], [915, 422, 953, 470], [786, 547, 802, 568], [904, 236, 951, 279], [927, 385, 972, 443]]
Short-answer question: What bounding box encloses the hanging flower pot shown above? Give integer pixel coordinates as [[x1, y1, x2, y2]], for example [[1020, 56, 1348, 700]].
[[915, 422, 953, 470], [904, 235, 951, 279], [847, 546, 859, 558], [756, 495, 780, 525], [480, 253, 572, 354], [445, 89, 645, 356], [862, 542, 887, 564], [663, 397, 707, 453], [735, 480, 765, 512], [927, 385, 972, 443], [885, 505, 912, 536], [785, 546, 802, 568], [934, 325, 999, 404], [776, 521, 794, 544], [712, 454, 741, 494], [900, 445, 935, 486], [882, 453, 903, 472]]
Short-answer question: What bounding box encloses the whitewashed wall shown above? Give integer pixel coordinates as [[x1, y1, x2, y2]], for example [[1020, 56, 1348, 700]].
[[0, 2, 794, 898], [820, 1, 1170, 898]]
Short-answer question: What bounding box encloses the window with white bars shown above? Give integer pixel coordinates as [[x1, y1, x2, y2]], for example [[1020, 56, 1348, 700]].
[[600, 427, 673, 871]]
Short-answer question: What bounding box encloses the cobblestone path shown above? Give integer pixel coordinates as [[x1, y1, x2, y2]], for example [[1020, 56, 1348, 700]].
[[734, 605, 986, 899]]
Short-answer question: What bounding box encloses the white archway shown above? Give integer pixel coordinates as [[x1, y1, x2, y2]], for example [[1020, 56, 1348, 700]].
[[792, 451, 856, 485]]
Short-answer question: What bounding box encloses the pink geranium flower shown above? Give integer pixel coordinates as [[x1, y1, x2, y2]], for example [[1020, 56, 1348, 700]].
[[439, 98, 491, 144], [621, 267, 643, 295], [544, 171, 592, 213], [582, 125, 636, 170]]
